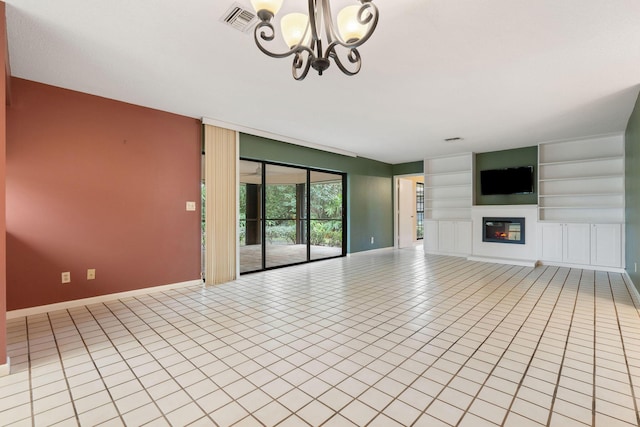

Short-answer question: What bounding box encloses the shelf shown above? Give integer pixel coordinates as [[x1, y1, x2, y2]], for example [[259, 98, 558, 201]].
[[425, 197, 470, 201], [539, 206, 623, 210], [539, 174, 623, 182], [537, 136, 625, 224], [424, 170, 470, 177], [537, 219, 624, 224], [538, 155, 623, 166], [425, 153, 473, 221], [539, 193, 622, 198], [425, 184, 471, 189], [425, 218, 472, 222], [426, 207, 471, 211]]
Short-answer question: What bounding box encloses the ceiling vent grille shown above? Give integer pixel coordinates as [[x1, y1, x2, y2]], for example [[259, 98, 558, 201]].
[[221, 3, 258, 33]]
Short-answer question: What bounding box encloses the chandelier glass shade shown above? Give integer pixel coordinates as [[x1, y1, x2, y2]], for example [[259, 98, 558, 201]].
[[250, 0, 379, 80]]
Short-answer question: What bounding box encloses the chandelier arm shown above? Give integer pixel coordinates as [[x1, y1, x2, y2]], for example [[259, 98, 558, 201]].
[[320, 0, 336, 47], [323, 0, 378, 58], [254, 21, 316, 59], [308, 0, 321, 54], [329, 2, 379, 51], [292, 51, 313, 80], [328, 45, 362, 76], [352, 2, 379, 45]]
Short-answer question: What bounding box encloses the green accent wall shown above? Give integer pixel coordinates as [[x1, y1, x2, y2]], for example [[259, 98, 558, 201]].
[[392, 161, 423, 176], [475, 146, 538, 205], [625, 92, 640, 290], [239, 134, 394, 253]]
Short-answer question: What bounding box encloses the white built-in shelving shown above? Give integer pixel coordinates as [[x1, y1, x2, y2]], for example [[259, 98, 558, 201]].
[[538, 135, 625, 223], [424, 153, 473, 220]]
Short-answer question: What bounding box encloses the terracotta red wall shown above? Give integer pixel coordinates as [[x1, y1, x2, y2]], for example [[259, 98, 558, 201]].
[[0, 2, 7, 365], [6, 78, 202, 310]]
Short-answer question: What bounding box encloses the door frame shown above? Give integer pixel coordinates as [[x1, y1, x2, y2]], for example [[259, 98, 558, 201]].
[[394, 173, 424, 249], [239, 158, 347, 273]]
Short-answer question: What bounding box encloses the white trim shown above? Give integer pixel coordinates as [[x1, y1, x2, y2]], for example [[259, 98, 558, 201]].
[[347, 247, 395, 257], [537, 260, 626, 274], [467, 256, 538, 268], [236, 133, 241, 279], [201, 117, 358, 158], [6, 280, 203, 320], [393, 174, 424, 250], [533, 131, 625, 147], [624, 272, 640, 306], [0, 357, 10, 377]]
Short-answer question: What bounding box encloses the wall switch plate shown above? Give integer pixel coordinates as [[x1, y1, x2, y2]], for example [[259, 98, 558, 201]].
[[87, 269, 96, 280], [61, 272, 71, 284], [186, 201, 196, 211], [371, 236, 374, 244]]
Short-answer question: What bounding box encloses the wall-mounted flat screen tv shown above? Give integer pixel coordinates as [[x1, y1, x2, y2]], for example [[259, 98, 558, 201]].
[[480, 166, 534, 195]]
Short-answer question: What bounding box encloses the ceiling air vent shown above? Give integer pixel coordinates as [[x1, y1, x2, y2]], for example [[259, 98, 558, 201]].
[[221, 3, 258, 33]]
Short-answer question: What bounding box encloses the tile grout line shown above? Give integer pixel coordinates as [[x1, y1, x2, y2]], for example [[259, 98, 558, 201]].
[[605, 272, 640, 426], [355, 263, 534, 425], [544, 268, 583, 426], [497, 266, 573, 426], [447, 266, 567, 427], [591, 270, 597, 427], [93, 300, 218, 426], [329, 262, 526, 426], [405, 264, 554, 426]]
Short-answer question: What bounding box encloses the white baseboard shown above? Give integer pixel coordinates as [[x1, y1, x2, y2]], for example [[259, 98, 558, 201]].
[[467, 256, 538, 268], [425, 250, 470, 258], [624, 271, 640, 306], [536, 260, 626, 274], [6, 279, 203, 320], [0, 357, 10, 377], [348, 246, 395, 257]]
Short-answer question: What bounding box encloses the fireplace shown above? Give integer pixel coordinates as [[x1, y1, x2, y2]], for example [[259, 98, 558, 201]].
[[483, 217, 525, 244]]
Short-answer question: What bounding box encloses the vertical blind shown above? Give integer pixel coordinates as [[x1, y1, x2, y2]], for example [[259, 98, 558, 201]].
[[204, 124, 237, 285]]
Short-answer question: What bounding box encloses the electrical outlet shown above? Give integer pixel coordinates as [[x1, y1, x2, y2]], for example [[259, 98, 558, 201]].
[[370, 236, 374, 244], [87, 269, 96, 280], [61, 272, 71, 284], [186, 201, 196, 211]]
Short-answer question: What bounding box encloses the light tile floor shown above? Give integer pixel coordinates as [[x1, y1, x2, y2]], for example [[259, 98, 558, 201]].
[[2, 249, 640, 426]]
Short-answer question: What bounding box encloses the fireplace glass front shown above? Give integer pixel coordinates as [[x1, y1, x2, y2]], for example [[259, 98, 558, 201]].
[[483, 217, 525, 244]]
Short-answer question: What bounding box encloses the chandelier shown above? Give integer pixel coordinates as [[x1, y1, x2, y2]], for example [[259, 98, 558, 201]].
[[250, 0, 379, 80]]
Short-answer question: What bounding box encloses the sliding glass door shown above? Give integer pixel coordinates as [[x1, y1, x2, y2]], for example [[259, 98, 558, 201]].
[[239, 160, 263, 273], [265, 164, 308, 268], [240, 159, 345, 273], [310, 171, 344, 260]]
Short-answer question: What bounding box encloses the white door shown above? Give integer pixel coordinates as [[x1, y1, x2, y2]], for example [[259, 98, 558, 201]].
[[398, 178, 415, 248], [563, 223, 591, 265], [438, 221, 455, 253], [591, 223, 622, 267], [539, 223, 563, 262], [424, 220, 439, 252]]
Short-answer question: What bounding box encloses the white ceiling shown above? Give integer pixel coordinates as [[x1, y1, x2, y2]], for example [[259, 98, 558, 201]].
[[5, 0, 640, 164]]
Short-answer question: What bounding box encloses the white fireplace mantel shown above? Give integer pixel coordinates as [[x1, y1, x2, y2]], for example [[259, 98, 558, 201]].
[[468, 205, 538, 267]]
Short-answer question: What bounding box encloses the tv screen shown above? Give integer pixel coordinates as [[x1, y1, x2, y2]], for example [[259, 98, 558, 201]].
[[480, 166, 534, 195]]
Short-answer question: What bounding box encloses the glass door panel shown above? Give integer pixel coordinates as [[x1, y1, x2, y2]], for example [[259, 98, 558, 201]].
[[310, 171, 344, 260], [265, 164, 307, 268], [239, 160, 263, 273]]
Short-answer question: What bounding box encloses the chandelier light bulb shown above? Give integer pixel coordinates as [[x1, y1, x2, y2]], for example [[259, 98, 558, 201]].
[[337, 5, 369, 42], [250, 0, 283, 16], [281, 13, 310, 48]]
